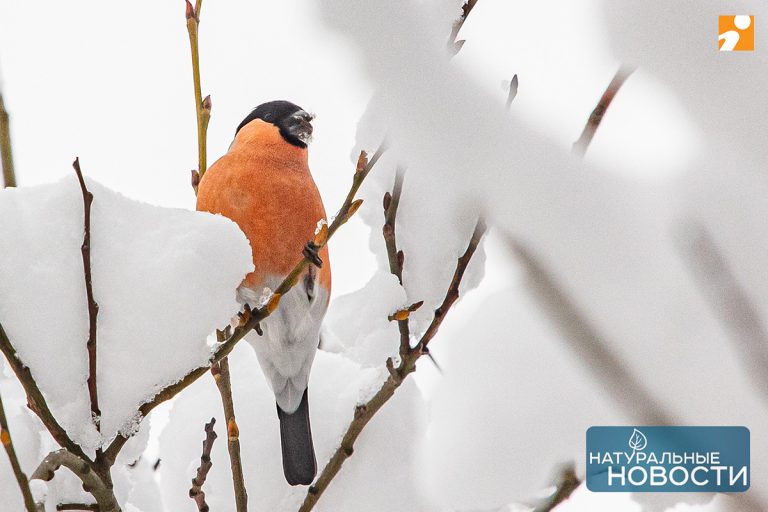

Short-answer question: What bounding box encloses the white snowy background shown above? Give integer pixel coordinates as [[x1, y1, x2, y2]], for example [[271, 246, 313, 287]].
[[0, 0, 766, 511]]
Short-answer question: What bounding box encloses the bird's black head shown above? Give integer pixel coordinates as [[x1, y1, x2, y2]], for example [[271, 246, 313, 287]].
[[236, 100, 314, 148]]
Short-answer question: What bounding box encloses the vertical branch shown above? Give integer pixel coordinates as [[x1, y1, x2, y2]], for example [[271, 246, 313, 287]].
[[0, 90, 16, 187], [185, 0, 211, 181], [0, 392, 36, 512], [572, 66, 635, 156], [184, 4, 244, 506], [211, 359, 248, 512], [189, 418, 217, 512], [72, 158, 101, 433], [382, 168, 411, 359]]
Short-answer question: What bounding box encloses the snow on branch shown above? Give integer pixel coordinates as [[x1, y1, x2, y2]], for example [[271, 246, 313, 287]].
[[31, 450, 119, 512]]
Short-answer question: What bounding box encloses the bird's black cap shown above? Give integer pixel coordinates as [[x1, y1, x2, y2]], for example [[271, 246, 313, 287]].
[[236, 100, 314, 148]]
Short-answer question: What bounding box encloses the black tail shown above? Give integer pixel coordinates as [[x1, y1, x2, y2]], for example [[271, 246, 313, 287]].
[[277, 388, 317, 486]]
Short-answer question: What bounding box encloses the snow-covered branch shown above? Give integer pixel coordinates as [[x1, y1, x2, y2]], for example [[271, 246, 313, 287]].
[[31, 450, 120, 512]]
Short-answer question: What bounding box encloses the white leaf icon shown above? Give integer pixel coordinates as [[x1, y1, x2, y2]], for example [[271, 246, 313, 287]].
[[628, 428, 648, 451]]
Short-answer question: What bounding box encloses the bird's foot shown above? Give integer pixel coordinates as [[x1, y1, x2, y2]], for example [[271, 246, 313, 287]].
[[303, 241, 323, 268]]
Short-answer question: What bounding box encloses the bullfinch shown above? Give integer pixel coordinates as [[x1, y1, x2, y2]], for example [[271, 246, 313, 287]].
[[196, 100, 330, 486]]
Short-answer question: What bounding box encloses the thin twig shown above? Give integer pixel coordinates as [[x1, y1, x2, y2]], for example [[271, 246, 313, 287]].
[[533, 464, 581, 512], [57, 505, 99, 511], [31, 450, 119, 512], [382, 168, 411, 359], [185, 0, 210, 181], [211, 359, 247, 512], [72, 158, 101, 433], [448, 0, 480, 55], [0, 323, 92, 464], [300, 218, 487, 511], [572, 66, 635, 156], [0, 392, 36, 511], [189, 418, 217, 512], [0, 90, 16, 187], [103, 148, 382, 464]]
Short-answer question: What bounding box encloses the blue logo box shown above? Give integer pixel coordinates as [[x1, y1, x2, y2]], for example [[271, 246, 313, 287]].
[[586, 426, 749, 492]]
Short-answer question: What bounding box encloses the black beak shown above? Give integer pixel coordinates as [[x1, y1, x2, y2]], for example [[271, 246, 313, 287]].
[[287, 110, 314, 145]]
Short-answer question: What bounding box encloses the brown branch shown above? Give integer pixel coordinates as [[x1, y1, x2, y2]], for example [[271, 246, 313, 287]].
[[211, 359, 247, 512], [103, 148, 382, 464], [0, 323, 92, 464], [572, 66, 635, 156], [300, 217, 487, 511], [57, 505, 99, 511], [72, 158, 101, 433], [448, 0, 480, 55], [533, 464, 580, 512], [414, 219, 486, 354], [185, 0, 210, 180], [189, 418, 217, 512], [382, 168, 411, 359], [31, 450, 119, 512], [0, 391, 36, 512], [0, 90, 16, 187]]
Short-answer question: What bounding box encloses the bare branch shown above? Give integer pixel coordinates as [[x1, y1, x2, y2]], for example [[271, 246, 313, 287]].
[[189, 418, 217, 512], [382, 168, 412, 359], [414, 219, 486, 354], [72, 158, 101, 433], [103, 148, 381, 464], [211, 359, 247, 512], [300, 217, 487, 511], [185, 0, 210, 180], [572, 66, 635, 156], [0, 90, 16, 187], [0, 392, 36, 511], [31, 450, 119, 512]]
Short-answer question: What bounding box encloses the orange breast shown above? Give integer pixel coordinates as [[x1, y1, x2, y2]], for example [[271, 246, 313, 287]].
[[196, 120, 331, 295]]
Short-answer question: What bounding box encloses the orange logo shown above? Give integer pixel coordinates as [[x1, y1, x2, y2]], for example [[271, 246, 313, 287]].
[[719, 15, 754, 51]]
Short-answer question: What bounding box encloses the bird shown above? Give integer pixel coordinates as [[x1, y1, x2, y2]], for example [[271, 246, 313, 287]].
[[196, 100, 331, 486]]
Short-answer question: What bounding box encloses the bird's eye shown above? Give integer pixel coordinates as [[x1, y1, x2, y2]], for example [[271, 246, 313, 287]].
[[264, 113, 273, 120]]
